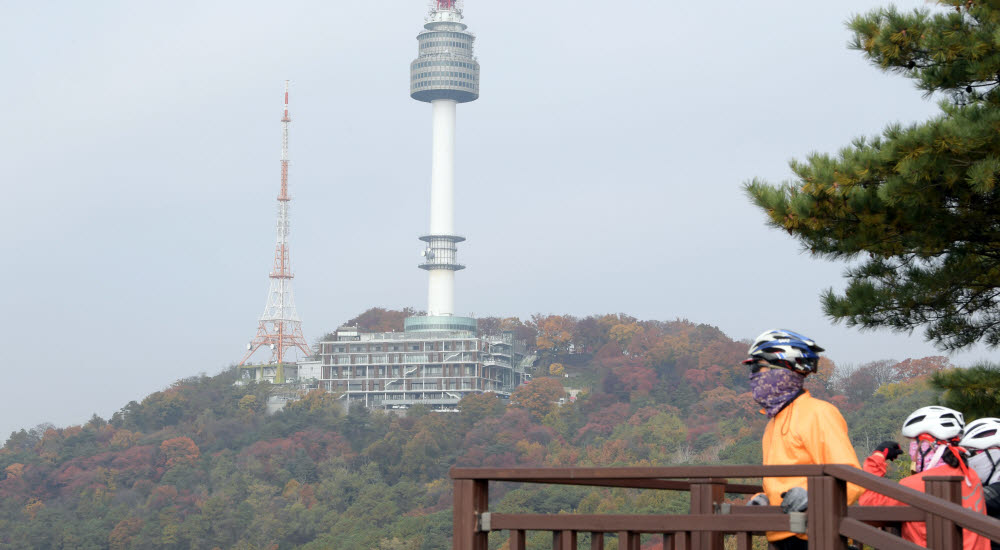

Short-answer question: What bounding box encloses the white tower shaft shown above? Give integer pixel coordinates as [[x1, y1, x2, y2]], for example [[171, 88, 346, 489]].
[[430, 99, 456, 235], [411, 1, 478, 321], [428, 99, 457, 316]]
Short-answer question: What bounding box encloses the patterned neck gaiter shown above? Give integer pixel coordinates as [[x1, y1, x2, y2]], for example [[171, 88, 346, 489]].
[[750, 368, 805, 418]]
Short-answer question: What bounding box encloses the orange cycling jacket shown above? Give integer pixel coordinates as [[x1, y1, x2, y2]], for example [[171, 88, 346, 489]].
[[860, 452, 989, 550], [761, 390, 865, 543]]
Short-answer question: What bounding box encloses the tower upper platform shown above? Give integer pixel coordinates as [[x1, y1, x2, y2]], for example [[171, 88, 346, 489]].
[[410, 0, 480, 103]]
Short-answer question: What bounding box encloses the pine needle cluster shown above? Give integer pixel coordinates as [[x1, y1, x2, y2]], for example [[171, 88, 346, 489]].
[[746, 0, 1000, 350]]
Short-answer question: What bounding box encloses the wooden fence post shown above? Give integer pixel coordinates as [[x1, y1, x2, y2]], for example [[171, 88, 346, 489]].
[[453, 478, 489, 550], [808, 474, 848, 550], [689, 478, 726, 550], [925, 476, 963, 550], [553, 530, 577, 550]]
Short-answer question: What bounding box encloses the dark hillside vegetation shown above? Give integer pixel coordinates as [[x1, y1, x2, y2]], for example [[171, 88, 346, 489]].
[[0, 311, 953, 549]]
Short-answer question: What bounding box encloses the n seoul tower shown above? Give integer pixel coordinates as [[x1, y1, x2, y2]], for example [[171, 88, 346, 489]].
[[410, 0, 480, 321]]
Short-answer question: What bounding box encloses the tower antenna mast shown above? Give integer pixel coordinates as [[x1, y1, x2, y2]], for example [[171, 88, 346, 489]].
[[239, 81, 311, 382]]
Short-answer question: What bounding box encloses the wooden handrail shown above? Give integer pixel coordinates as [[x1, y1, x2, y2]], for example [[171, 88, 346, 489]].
[[451, 465, 828, 479], [485, 513, 793, 533], [452, 464, 1000, 550], [825, 464, 1000, 541]]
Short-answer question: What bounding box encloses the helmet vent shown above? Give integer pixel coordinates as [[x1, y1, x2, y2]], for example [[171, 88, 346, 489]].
[[905, 416, 926, 427]]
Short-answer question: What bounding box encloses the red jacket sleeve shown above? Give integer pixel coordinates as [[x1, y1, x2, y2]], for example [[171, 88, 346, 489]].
[[859, 453, 901, 506]]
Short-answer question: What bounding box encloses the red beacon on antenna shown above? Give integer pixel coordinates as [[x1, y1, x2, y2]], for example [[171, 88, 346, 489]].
[[437, 0, 456, 9]]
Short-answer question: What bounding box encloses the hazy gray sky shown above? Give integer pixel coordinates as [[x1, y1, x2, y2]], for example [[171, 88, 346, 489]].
[[1, 0, 991, 438]]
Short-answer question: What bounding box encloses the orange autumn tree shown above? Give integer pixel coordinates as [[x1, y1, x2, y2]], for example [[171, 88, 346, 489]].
[[510, 378, 567, 420], [533, 314, 576, 353], [159, 437, 199, 469]]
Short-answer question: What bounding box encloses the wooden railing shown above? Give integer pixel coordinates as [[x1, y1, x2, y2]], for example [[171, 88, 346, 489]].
[[451, 465, 1000, 550]]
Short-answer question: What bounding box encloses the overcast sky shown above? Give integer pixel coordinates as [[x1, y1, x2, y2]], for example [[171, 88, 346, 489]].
[[1, 0, 992, 438]]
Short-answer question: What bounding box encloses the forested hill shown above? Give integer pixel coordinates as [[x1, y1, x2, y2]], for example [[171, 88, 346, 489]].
[[0, 311, 949, 549]]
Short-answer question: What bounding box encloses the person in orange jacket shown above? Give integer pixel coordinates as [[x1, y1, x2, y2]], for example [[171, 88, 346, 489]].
[[742, 329, 865, 550], [860, 406, 989, 550]]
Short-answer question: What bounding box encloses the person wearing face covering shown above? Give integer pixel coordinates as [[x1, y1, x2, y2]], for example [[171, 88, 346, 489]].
[[859, 406, 988, 550], [960, 418, 1000, 550], [742, 330, 865, 550]]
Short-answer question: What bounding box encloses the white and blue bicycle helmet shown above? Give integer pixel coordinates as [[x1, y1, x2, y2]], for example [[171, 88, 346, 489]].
[[743, 329, 824, 375]]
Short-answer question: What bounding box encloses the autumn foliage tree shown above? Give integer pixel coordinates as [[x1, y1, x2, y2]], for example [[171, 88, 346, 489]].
[[511, 378, 567, 420], [159, 437, 199, 469], [533, 315, 576, 353]]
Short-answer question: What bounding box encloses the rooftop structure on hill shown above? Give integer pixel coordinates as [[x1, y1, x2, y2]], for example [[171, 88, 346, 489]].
[[316, 324, 531, 411]]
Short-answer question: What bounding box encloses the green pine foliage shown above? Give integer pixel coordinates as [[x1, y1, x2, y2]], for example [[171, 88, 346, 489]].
[[746, 0, 1000, 350], [931, 361, 1000, 417], [0, 311, 948, 549]]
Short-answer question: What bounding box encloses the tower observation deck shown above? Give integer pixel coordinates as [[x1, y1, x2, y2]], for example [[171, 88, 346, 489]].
[[410, 0, 481, 104], [409, 0, 480, 326]]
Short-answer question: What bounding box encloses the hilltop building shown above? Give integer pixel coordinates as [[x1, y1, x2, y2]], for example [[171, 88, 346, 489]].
[[315, 325, 531, 411]]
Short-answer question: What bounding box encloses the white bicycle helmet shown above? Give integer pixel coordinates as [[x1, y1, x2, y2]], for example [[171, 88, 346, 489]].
[[901, 406, 965, 441], [743, 329, 824, 375], [960, 417, 1000, 450]]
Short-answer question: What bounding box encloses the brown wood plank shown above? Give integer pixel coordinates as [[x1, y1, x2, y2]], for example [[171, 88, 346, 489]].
[[552, 530, 577, 550], [727, 505, 785, 515], [450, 465, 826, 480], [520, 478, 697, 491], [473, 480, 488, 550], [488, 513, 789, 533], [617, 531, 640, 550], [846, 506, 925, 522], [838, 517, 926, 550], [690, 480, 725, 550], [734, 532, 751, 550], [925, 476, 963, 550], [486, 477, 760, 494], [452, 480, 488, 550], [509, 530, 525, 550], [825, 465, 1000, 541], [453, 479, 472, 550], [590, 532, 604, 550], [674, 531, 689, 550], [722, 483, 765, 495], [808, 475, 848, 550]]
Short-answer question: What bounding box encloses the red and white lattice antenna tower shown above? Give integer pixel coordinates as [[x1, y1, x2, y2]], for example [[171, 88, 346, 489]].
[[239, 81, 312, 376]]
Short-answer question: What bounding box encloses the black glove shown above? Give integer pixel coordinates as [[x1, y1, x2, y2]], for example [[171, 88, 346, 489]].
[[780, 486, 808, 513], [748, 493, 769, 506], [874, 441, 903, 461]]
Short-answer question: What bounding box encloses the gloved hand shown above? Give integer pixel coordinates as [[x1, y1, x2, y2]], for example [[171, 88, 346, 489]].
[[780, 486, 808, 513], [748, 493, 769, 506], [874, 441, 903, 461]]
